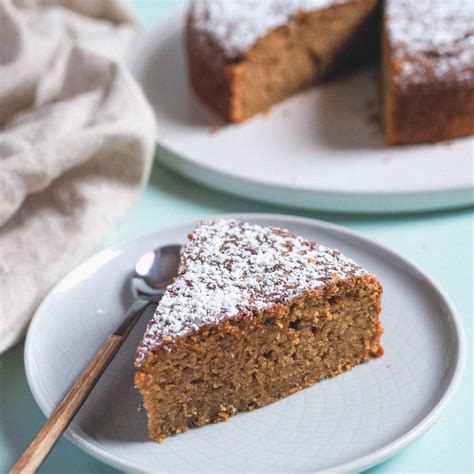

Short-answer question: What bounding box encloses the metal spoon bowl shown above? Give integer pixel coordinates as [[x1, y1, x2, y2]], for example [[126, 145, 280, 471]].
[[133, 245, 182, 301]]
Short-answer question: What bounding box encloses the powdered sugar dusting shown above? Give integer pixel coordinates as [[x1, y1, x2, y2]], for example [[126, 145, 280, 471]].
[[386, 0, 474, 87], [190, 0, 348, 58], [136, 219, 366, 363]]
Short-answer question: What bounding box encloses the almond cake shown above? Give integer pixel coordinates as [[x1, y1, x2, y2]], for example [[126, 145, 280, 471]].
[[135, 219, 383, 442], [186, 0, 474, 144]]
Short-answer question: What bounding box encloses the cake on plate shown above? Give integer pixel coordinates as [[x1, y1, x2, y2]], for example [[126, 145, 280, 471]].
[[186, 0, 474, 145], [135, 219, 383, 442], [187, 0, 380, 123]]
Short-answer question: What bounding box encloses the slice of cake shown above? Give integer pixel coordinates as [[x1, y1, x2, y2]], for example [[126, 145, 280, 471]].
[[382, 0, 474, 145], [187, 0, 380, 122], [135, 219, 383, 442]]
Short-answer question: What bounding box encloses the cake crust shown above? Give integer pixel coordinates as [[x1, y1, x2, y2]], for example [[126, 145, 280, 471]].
[[383, 0, 474, 145], [136, 219, 375, 360], [135, 220, 383, 442]]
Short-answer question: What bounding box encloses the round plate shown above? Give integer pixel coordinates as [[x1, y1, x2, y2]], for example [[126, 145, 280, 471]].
[[129, 8, 474, 214], [25, 214, 465, 473]]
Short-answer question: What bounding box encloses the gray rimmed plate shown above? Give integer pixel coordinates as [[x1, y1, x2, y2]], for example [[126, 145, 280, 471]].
[[25, 214, 466, 473], [129, 8, 474, 214]]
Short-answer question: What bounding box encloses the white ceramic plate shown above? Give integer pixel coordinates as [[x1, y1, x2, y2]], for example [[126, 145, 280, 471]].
[[129, 8, 474, 214], [25, 214, 465, 473]]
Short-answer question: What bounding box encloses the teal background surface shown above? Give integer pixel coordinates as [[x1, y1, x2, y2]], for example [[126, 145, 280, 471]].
[[1, 1, 472, 472]]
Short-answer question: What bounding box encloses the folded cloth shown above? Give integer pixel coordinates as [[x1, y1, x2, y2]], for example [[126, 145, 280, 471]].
[[0, 0, 156, 352]]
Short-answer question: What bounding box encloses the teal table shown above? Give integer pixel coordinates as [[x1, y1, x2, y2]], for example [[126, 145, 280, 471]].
[[1, 2, 472, 472]]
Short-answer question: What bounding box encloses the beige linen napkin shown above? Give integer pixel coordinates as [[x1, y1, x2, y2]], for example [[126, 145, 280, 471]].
[[0, 0, 156, 352]]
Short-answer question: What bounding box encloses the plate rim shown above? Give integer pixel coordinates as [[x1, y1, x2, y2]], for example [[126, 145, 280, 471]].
[[130, 8, 474, 214], [25, 213, 467, 473], [155, 144, 474, 214]]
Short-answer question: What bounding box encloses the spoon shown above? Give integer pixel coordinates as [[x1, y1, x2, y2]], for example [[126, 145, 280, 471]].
[[11, 245, 182, 474]]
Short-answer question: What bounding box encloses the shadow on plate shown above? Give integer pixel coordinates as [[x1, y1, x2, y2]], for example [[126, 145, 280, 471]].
[[312, 66, 385, 150], [120, 270, 136, 310], [75, 306, 153, 443]]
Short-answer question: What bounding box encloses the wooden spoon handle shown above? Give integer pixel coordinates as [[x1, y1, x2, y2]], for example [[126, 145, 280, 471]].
[[10, 299, 149, 474]]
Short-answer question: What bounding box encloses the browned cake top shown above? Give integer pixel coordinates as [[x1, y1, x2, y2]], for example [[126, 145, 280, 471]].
[[386, 0, 474, 89], [136, 219, 367, 363], [189, 0, 349, 59]]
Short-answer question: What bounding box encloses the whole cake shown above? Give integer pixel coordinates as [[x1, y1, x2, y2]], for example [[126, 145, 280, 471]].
[[135, 219, 383, 442], [187, 0, 474, 145]]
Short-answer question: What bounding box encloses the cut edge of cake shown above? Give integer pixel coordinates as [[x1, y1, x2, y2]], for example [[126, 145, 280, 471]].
[[186, 0, 381, 123]]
